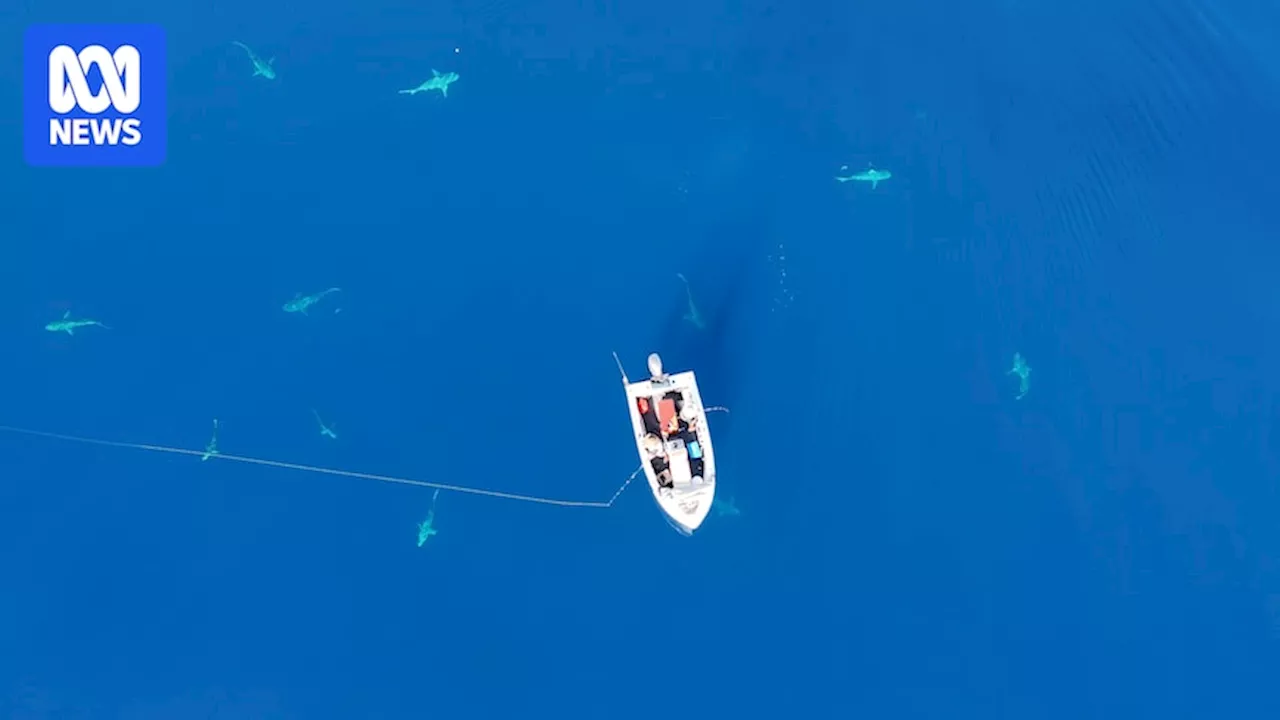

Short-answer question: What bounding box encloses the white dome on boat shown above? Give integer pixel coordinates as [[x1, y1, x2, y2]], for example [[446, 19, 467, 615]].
[[680, 403, 698, 421], [647, 353, 664, 377]]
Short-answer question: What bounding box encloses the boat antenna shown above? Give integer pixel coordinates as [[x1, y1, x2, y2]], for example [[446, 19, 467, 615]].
[[611, 351, 629, 384], [0, 424, 639, 509]]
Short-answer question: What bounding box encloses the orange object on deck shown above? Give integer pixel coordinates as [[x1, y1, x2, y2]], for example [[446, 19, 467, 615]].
[[658, 398, 677, 434]]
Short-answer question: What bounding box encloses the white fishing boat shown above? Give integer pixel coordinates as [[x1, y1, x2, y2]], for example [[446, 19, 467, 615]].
[[613, 352, 717, 535]]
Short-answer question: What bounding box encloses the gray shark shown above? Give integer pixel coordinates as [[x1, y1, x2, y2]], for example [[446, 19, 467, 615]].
[[1008, 352, 1032, 400], [676, 273, 706, 329], [312, 409, 337, 439], [417, 489, 441, 546], [283, 287, 341, 315], [45, 310, 108, 335], [399, 69, 459, 97], [201, 419, 220, 461], [835, 164, 892, 189], [714, 495, 740, 517], [232, 41, 276, 79]]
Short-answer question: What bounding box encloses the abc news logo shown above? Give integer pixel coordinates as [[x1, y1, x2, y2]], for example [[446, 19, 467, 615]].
[[24, 24, 165, 166], [47, 44, 143, 147]]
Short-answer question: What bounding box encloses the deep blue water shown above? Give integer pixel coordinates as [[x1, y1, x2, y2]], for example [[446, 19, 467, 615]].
[[4, 0, 1280, 717]]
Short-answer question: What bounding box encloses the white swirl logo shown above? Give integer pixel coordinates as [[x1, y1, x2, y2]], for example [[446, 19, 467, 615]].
[[47, 44, 140, 114]]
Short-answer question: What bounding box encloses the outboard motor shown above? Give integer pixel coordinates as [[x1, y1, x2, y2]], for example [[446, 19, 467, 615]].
[[647, 353, 665, 380]]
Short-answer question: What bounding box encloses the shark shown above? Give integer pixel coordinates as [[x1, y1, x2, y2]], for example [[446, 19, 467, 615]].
[[835, 164, 892, 189], [231, 41, 276, 79], [398, 69, 459, 97], [283, 287, 341, 315], [417, 489, 441, 546], [675, 273, 706, 329], [312, 410, 337, 439], [45, 310, 109, 335], [1008, 352, 1032, 400], [201, 419, 220, 461], [714, 495, 740, 518]]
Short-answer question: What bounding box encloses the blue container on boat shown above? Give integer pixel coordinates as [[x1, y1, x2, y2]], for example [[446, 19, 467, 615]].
[[688, 440, 703, 459]]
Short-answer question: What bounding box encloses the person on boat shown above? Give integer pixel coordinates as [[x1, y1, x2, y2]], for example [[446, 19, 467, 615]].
[[679, 404, 699, 434], [643, 433, 663, 456], [638, 396, 663, 437], [657, 390, 684, 438], [644, 433, 674, 490]]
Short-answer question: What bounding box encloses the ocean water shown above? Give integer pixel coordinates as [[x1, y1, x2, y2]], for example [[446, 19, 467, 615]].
[[4, 0, 1280, 717]]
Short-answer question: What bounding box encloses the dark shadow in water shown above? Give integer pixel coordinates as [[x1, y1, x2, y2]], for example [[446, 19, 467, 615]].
[[652, 204, 772, 437]]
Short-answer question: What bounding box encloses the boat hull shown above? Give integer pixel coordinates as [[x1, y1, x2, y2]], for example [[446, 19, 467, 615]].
[[624, 369, 716, 534]]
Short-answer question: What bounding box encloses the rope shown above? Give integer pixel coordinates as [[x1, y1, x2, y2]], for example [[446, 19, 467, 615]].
[[606, 466, 643, 507], [0, 425, 631, 509]]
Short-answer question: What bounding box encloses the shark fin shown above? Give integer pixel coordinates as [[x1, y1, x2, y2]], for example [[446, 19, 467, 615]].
[[63, 310, 70, 318], [441, 85, 448, 97], [870, 179, 878, 189], [64, 327, 74, 336], [431, 68, 440, 77]]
